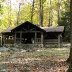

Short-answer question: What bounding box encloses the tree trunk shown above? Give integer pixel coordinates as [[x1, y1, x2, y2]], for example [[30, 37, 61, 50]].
[[67, 0, 72, 71], [31, 0, 35, 23], [48, 0, 52, 27], [17, 3, 21, 26], [8, 0, 11, 27], [39, 0, 43, 27], [58, 0, 61, 25]]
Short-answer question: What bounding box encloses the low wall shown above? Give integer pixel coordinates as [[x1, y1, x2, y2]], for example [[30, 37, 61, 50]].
[[14, 44, 43, 49], [44, 44, 58, 48], [3, 43, 63, 48], [3, 44, 43, 49]]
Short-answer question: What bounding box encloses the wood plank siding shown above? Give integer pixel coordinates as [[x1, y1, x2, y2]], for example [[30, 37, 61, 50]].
[[1, 21, 64, 47]]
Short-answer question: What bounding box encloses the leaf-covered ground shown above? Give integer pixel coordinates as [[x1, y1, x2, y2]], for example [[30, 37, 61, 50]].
[[0, 47, 70, 72]]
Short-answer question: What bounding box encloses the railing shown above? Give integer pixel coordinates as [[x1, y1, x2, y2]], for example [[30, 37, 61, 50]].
[[44, 39, 58, 44], [36, 38, 41, 44], [15, 38, 41, 44], [14, 44, 43, 49], [4, 39, 14, 44], [16, 38, 20, 43]]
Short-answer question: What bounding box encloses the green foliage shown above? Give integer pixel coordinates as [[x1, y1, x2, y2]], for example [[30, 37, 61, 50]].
[[42, 0, 46, 4], [18, 4, 32, 25], [59, 12, 70, 42], [0, 0, 70, 38]]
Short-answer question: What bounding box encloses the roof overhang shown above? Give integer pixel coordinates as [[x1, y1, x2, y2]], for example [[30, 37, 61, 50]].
[[11, 21, 46, 32], [41, 26, 64, 32], [1, 27, 13, 34]]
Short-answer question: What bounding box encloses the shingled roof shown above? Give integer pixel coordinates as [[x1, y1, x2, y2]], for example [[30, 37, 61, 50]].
[[41, 26, 64, 32], [11, 21, 45, 32], [1, 22, 64, 33], [2, 27, 13, 33]]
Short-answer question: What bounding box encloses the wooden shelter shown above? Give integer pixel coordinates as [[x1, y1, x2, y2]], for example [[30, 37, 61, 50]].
[[11, 21, 45, 45], [1, 21, 64, 48], [2, 27, 14, 45], [41, 26, 64, 47]]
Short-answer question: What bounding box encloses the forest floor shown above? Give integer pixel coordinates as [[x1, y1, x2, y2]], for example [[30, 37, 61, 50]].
[[0, 47, 70, 72]]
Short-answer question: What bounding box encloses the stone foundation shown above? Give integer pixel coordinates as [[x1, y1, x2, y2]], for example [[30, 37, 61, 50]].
[[3, 43, 62, 48], [3, 44, 14, 48], [14, 44, 43, 49], [44, 44, 58, 48]]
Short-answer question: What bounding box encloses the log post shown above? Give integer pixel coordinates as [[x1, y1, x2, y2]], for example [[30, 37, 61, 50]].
[[14, 33, 16, 44], [0, 36, 2, 46], [41, 32, 43, 47], [20, 31, 22, 44], [58, 34, 61, 48], [41, 32, 43, 44], [60, 34, 62, 47], [2, 34, 4, 46], [35, 32, 37, 44], [3, 35, 5, 46]]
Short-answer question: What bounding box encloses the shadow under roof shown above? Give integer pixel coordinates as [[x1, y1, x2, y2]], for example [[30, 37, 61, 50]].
[[11, 21, 45, 32], [41, 26, 64, 32]]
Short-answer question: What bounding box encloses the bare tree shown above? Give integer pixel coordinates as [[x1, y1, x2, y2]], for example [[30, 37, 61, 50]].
[[58, 0, 61, 25], [67, 0, 72, 71], [31, 0, 35, 23], [39, 0, 43, 27], [48, 0, 52, 27], [8, 0, 11, 27], [16, 3, 21, 25]]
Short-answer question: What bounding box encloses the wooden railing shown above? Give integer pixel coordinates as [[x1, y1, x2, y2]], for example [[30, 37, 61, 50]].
[[44, 39, 58, 44], [14, 44, 43, 49], [4, 38, 58, 45], [36, 38, 41, 43], [15, 38, 41, 44], [4, 39, 14, 44]]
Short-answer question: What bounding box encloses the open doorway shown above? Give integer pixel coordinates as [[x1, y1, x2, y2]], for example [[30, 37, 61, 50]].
[[22, 33, 35, 44]]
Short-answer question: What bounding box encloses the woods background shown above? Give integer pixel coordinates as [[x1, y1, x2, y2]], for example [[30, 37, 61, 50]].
[[0, 0, 70, 42]]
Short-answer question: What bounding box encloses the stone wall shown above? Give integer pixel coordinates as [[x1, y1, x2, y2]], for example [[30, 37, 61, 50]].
[[14, 44, 43, 49], [3, 43, 63, 48]]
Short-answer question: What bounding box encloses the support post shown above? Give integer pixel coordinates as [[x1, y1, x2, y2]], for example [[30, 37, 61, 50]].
[[35, 32, 37, 44], [0, 36, 2, 46], [3, 35, 5, 46], [14, 33, 16, 44], [58, 34, 61, 48], [60, 34, 62, 47], [41, 32, 43, 48], [41, 32, 43, 44], [20, 31, 22, 44]]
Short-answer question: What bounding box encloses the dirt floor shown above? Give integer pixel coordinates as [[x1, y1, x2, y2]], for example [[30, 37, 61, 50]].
[[0, 47, 70, 72]]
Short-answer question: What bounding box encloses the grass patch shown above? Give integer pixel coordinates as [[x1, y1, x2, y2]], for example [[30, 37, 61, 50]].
[[0, 47, 70, 72], [13, 48, 70, 61]]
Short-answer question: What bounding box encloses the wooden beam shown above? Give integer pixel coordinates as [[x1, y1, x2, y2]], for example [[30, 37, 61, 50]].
[[41, 32, 43, 44], [3, 35, 5, 46], [35, 32, 37, 44], [14, 31, 41, 33], [14, 33, 16, 44], [1, 36, 2, 46], [60, 34, 62, 47], [20, 31, 22, 44], [58, 34, 61, 48]]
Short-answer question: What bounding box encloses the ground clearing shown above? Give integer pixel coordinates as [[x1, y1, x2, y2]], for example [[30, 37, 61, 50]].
[[0, 47, 70, 72]]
